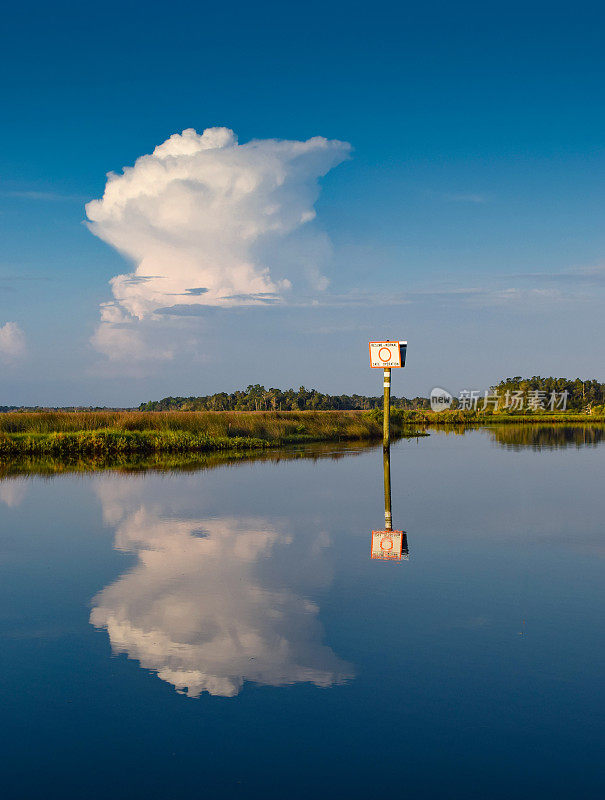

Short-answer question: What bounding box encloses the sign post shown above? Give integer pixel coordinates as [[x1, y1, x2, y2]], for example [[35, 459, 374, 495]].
[[369, 340, 407, 449], [383, 367, 391, 447]]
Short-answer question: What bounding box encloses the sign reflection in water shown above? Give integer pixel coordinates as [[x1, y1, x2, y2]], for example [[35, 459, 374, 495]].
[[370, 444, 409, 561], [90, 478, 354, 698]]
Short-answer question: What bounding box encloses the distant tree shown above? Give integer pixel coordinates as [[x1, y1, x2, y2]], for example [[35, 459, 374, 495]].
[[134, 377, 605, 415]]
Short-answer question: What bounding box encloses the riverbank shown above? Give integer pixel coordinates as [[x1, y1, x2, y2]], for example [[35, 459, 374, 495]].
[[0, 410, 423, 459], [2, 408, 603, 461], [399, 410, 605, 425], [1, 417, 603, 475]]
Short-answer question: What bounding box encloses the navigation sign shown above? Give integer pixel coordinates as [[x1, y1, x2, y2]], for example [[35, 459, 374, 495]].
[[371, 530, 406, 560], [369, 341, 406, 368]]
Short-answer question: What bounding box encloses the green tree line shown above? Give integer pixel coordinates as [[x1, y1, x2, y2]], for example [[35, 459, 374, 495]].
[[139, 385, 430, 412], [138, 377, 605, 414], [490, 376, 605, 412]]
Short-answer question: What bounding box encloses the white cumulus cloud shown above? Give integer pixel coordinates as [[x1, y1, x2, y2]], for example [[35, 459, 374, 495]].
[[0, 322, 26, 362], [86, 127, 350, 361]]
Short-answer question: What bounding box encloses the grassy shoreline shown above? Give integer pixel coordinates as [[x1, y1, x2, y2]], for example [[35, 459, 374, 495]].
[[0, 410, 422, 458], [397, 410, 605, 425], [0, 408, 603, 461]]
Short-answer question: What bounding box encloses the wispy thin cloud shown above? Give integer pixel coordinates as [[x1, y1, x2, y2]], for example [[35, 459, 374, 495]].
[[441, 192, 490, 204], [0, 274, 53, 282], [512, 264, 605, 285], [0, 189, 85, 202], [219, 292, 282, 303], [311, 322, 375, 335], [423, 189, 491, 204], [383, 284, 564, 309]]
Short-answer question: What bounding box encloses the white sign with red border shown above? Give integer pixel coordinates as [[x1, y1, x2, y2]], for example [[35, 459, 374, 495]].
[[369, 341, 403, 368], [371, 530, 405, 560]]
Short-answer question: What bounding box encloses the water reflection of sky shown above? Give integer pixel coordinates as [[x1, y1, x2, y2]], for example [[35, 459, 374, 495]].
[[2, 428, 605, 799], [90, 480, 353, 697], [0, 478, 27, 508]]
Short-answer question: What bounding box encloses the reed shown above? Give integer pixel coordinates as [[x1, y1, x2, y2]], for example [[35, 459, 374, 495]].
[[391, 409, 605, 426], [0, 410, 419, 458]]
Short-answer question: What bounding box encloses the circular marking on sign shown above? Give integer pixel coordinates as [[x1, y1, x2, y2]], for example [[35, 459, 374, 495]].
[[380, 537, 393, 550], [378, 347, 392, 362]]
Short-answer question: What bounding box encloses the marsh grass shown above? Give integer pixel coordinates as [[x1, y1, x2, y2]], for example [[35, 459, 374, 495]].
[[0, 410, 419, 458], [392, 409, 605, 425], [0, 430, 267, 458], [0, 409, 377, 435], [1, 407, 596, 460]]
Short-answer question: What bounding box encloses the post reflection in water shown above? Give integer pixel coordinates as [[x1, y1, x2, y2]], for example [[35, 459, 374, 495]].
[[383, 445, 392, 531], [89, 479, 354, 698], [370, 445, 409, 561]]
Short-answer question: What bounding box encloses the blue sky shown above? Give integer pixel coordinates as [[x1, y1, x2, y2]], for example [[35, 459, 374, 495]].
[[1, 0, 604, 405]]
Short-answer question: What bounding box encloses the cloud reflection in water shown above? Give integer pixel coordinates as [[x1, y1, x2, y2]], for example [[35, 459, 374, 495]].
[[90, 485, 353, 698]]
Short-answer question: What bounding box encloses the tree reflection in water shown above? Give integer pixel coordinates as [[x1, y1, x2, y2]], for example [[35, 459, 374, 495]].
[[488, 424, 605, 450]]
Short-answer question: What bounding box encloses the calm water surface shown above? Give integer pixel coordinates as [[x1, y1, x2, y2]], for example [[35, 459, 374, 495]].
[[1, 427, 604, 799]]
